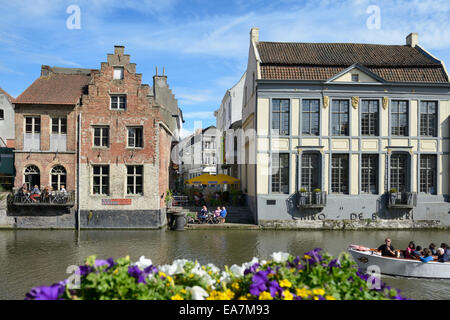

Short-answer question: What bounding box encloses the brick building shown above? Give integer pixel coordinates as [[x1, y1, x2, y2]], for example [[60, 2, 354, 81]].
[[13, 66, 92, 194], [78, 46, 175, 227], [11, 46, 182, 229]]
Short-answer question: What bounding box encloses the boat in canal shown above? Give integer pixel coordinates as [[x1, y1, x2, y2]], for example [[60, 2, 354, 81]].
[[348, 245, 450, 279]]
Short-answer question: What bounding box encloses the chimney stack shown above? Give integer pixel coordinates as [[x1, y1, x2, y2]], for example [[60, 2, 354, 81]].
[[250, 27, 259, 43], [114, 45, 125, 55], [406, 32, 419, 47]]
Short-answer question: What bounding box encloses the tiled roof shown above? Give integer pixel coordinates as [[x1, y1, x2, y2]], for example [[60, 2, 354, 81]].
[[14, 67, 94, 105], [257, 42, 448, 83], [0, 87, 14, 102], [260, 65, 449, 83]]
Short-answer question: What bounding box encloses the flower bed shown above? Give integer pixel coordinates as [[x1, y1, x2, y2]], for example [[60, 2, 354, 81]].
[[25, 248, 408, 300]]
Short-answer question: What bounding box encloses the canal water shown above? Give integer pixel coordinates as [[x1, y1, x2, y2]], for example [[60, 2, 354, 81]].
[[0, 229, 448, 300]]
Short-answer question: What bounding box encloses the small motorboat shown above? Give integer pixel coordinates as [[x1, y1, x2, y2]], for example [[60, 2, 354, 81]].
[[348, 245, 450, 279]]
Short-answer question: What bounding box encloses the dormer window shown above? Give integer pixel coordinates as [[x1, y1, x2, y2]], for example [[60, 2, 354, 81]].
[[351, 74, 359, 82], [113, 67, 124, 80]]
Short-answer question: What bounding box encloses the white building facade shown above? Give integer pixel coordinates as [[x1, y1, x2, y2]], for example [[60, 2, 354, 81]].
[[241, 28, 450, 227]]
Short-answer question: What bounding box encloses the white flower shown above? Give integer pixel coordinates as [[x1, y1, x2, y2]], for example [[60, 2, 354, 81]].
[[187, 286, 209, 300], [133, 256, 153, 270], [242, 257, 259, 269], [160, 259, 190, 275], [229, 264, 245, 277], [219, 271, 231, 284], [271, 252, 290, 263], [206, 263, 220, 274]]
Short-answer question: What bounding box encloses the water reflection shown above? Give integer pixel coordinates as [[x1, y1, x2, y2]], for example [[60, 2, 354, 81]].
[[0, 229, 448, 300]]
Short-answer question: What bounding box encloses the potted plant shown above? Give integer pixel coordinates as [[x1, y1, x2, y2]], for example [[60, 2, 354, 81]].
[[313, 188, 322, 205], [164, 189, 174, 208], [299, 188, 307, 206], [389, 188, 398, 205]]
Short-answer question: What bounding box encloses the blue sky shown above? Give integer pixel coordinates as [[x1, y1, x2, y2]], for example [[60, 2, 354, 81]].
[[0, 0, 449, 137]]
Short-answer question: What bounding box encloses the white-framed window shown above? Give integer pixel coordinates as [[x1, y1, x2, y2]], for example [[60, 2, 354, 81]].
[[51, 165, 67, 191], [113, 67, 124, 80], [93, 126, 109, 148], [110, 95, 126, 110], [92, 165, 109, 195], [127, 127, 143, 148], [127, 165, 143, 195], [51, 117, 67, 134], [25, 116, 40, 134]]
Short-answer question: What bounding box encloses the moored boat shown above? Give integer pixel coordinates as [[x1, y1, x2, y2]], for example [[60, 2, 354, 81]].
[[348, 246, 450, 279]]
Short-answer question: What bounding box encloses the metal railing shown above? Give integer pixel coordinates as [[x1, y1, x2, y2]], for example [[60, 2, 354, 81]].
[[11, 190, 75, 206], [297, 191, 327, 208], [172, 195, 189, 207], [387, 191, 417, 208]]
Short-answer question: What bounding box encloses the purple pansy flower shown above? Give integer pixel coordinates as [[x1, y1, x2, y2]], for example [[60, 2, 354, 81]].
[[244, 262, 260, 275], [328, 259, 341, 268], [268, 280, 283, 298], [25, 283, 65, 300], [128, 265, 147, 284], [304, 248, 323, 265], [249, 270, 269, 296]]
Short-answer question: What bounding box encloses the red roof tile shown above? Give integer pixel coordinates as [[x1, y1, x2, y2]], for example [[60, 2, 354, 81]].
[[15, 68, 93, 105], [257, 42, 448, 83]]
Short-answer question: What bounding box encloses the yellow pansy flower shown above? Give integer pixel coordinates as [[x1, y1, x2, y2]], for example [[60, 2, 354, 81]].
[[304, 254, 312, 260], [258, 292, 273, 300], [231, 282, 240, 290], [312, 288, 325, 296], [325, 295, 336, 300], [283, 290, 294, 300], [171, 294, 183, 300], [296, 288, 311, 298], [279, 279, 292, 288]]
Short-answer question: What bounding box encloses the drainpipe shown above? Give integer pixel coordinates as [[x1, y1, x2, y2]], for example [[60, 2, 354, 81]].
[[77, 112, 81, 232]]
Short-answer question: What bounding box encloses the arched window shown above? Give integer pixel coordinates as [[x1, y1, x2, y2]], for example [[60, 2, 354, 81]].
[[24, 165, 40, 190], [51, 165, 67, 191]]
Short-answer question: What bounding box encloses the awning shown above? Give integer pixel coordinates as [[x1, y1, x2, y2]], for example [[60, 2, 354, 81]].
[[185, 173, 240, 185]]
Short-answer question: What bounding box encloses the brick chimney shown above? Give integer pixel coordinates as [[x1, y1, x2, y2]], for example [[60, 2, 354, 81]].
[[250, 27, 259, 43], [406, 32, 419, 47]]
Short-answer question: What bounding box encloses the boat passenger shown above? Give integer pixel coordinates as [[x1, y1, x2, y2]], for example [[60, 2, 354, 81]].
[[411, 246, 422, 259], [441, 243, 450, 256], [436, 248, 449, 263], [404, 241, 415, 259], [429, 243, 437, 255], [377, 238, 396, 257], [419, 248, 434, 263]]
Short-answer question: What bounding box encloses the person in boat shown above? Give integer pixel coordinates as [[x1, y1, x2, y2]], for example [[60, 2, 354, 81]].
[[429, 243, 437, 255], [378, 238, 396, 257], [404, 241, 415, 259], [441, 243, 450, 256], [436, 248, 449, 263], [419, 248, 434, 263], [410, 245, 422, 259]]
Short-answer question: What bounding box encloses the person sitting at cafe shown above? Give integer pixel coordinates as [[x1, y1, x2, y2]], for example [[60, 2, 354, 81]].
[[59, 185, 67, 194], [377, 238, 396, 257], [197, 205, 208, 223], [419, 248, 434, 263], [436, 248, 449, 263], [218, 206, 227, 224], [30, 185, 41, 202]]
